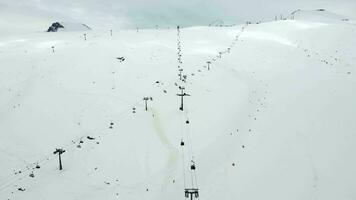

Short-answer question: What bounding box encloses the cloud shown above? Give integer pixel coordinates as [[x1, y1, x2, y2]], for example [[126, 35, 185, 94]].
[[0, 0, 355, 32]]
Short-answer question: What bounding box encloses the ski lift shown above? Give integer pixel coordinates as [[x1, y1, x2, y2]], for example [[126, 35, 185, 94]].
[[185, 188, 199, 199], [190, 161, 196, 170], [180, 140, 185, 146]]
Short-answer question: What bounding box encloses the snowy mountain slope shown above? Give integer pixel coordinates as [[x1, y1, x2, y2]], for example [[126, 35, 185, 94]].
[[0, 10, 356, 200], [291, 9, 354, 22]]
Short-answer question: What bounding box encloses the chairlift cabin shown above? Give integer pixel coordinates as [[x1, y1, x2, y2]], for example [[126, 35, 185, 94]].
[[185, 188, 199, 199]]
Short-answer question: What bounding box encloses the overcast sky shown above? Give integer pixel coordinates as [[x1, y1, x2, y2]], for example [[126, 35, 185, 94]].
[[0, 0, 355, 32]]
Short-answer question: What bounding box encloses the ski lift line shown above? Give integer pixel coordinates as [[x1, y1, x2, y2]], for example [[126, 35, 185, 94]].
[[181, 149, 187, 188], [180, 112, 185, 144], [0, 140, 71, 192], [1, 26, 187, 194], [193, 170, 199, 190], [180, 119, 196, 192], [0, 138, 68, 191], [111, 67, 118, 90], [183, 110, 195, 157], [182, 101, 201, 188], [185, 125, 194, 162], [0, 173, 28, 193], [190, 164, 195, 188], [188, 26, 246, 188], [182, 25, 249, 192], [0, 98, 142, 193], [180, 111, 188, 189], [176, 25, 194, 191], [0, 121, 95, 190], [184, 114, 199, 189], [190, 26, 248, 196], [177, 24, 248, 199], [0, 133, 92, 192], [176, 25, 200, 191], [0, 143, 76, 192], [181, 141, 187, 189], [0, 156, 50, 191], [177, 29, 200, 193], [181, 111, 196, 188], [205, 24, 247, 70]]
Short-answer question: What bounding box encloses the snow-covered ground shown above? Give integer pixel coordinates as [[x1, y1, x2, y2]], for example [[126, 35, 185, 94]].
[[0, 10, 355, 200]]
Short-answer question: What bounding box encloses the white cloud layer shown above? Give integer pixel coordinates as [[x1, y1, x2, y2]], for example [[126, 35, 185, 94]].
[[0, 0, 355, 33]]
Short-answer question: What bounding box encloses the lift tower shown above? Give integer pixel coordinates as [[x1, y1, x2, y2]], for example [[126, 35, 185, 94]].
[[53, 148, 66, 170], [177, 86, 190, 111]]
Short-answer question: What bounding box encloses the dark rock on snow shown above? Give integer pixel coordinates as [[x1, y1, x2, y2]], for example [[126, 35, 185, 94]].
[[47, 22, 64, 32]]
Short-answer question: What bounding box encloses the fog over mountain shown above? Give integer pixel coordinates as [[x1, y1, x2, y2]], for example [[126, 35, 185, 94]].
[[0, 0, 355, 33]]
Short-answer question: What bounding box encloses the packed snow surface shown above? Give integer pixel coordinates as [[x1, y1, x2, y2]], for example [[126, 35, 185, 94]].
[[0, 10, 355, 200]]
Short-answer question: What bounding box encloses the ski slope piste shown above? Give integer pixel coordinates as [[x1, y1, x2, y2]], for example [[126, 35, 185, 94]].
[[0, 9, 355, 200]]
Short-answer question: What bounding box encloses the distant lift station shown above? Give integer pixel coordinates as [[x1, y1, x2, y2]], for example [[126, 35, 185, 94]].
[[185, 188, 199, 200]]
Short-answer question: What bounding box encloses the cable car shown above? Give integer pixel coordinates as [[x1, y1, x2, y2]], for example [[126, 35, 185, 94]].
[[190, 160, 196, 170]]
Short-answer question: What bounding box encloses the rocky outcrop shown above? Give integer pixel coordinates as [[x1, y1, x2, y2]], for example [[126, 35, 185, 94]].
[[47, 22, 92, 32], [47, 22, 64, 32]]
